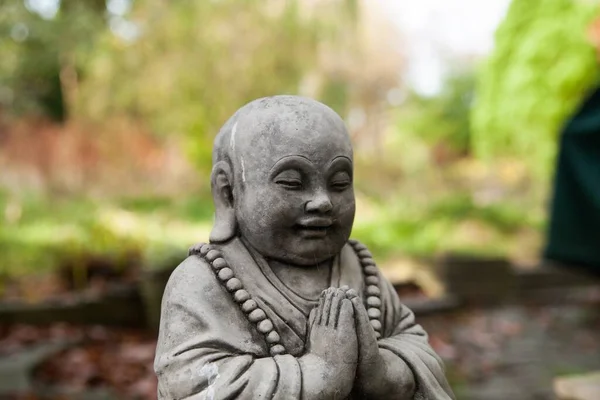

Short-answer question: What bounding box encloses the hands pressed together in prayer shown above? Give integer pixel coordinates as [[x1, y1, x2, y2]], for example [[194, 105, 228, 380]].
[[299, 286, 415, 400]]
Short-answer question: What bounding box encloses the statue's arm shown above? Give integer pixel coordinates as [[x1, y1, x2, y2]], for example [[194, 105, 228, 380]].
[[153, 256, 335, 400], [372, 276, 456, 400]]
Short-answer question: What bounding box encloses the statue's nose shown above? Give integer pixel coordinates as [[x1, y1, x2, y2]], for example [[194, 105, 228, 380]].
[[305, 192, 333, 213]]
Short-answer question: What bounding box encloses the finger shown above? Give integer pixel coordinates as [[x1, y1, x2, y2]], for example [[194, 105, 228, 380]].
[[308, 307, 317, 330], [340, 285, 350, 292], [329, 290, 343, 328], [338, 298, 355, 328], [315, 290, 326, 325], [351, 297, 376, 341], [346, 288, 359, 300], [320, 288, 335, 325]]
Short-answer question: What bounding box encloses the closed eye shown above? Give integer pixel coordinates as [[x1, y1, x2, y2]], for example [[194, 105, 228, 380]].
[[275, 179, 303, 190], [330, 179, 351, 191], [329, 170, 351, 191], [273, 168, 303, 190]]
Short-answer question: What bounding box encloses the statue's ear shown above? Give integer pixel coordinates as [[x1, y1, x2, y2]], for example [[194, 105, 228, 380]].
[[209, 161, 238, 243]]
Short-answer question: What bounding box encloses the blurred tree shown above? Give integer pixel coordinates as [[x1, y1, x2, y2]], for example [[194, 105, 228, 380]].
[[0, 0, 404, 174], [0, 0, 107, 121], [77, 0, 362, 173], [471, 0, 600, 178], [317, 0, 405, 150], [398, 69, 475, 162]]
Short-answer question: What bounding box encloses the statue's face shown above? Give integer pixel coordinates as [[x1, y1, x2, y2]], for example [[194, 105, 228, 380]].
[[233, 108, 355, 266]]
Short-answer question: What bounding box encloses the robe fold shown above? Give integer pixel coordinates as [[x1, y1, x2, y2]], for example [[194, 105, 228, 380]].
[[155, 238, 454, 399]]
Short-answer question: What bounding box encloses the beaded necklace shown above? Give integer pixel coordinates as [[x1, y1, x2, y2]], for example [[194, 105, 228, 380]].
[[188, 239, 383, 355]]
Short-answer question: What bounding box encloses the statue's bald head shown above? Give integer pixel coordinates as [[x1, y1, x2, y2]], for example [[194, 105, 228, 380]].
[[212, 95, 352, 185], [209, 95, 355, 264]]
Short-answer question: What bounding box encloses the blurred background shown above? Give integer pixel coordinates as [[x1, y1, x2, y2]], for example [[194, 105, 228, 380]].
[[1, 0, 599, 399]]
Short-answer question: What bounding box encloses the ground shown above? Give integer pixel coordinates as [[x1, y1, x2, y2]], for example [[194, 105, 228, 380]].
[[1, 286, 599, 399]]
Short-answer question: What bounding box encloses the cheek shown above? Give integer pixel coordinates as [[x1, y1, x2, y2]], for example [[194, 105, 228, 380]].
[[267, 191, 307, 228], [333, 191, 356, 223], [240, 186, 305, 229]]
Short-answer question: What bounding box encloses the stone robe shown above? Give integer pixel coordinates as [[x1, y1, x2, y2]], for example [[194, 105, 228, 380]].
[[155, 238, 455, 399]]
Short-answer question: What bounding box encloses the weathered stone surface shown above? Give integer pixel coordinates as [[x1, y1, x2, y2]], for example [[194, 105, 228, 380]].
[[154, 96, 454, 400]]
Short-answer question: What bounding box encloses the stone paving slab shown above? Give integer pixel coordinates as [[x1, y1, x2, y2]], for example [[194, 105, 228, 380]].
[[554, 371, 600, 400], [420, 299, 600, 400], [0, 341, 74, 394]]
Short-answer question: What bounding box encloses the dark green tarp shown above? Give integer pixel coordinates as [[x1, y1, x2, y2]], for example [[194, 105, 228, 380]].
[[545, 85, 600, 272]]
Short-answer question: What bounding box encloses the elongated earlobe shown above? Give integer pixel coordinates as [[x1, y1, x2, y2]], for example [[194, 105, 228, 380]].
[[209, 161, 238, 243]]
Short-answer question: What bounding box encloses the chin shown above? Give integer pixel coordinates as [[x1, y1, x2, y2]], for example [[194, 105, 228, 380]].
[[283, 238, 346, 266], [282, 253, 334, 266], [246, 230, 349, 266]]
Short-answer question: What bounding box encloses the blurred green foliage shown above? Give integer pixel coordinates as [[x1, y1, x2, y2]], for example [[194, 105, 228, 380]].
[[1, 0, 597, 289], [472, 0, 600, 178], [77, 0, 358, 173], [0, 185, 541, 290], [352, 193, 542, 260], [0, 189, 214, 295], [0, 0, 365, 288], [0, 0, 107, 120], [0, 0, 359, 173], [398, 70, 475, 157]]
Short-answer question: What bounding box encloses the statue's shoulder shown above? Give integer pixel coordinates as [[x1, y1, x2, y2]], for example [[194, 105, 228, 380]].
[[164, 245, 217, 293], [167, 241, 242, 292], [172, 253, 213, 275]]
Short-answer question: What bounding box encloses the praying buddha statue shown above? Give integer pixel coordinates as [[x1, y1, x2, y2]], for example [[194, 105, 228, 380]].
[[154, 95, 455, 399]]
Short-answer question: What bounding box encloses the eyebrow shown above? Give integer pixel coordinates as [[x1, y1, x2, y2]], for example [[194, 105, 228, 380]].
[[268, 155, 313, 179], [268, 154, 353, 179], [271, 154, 313, 167], [328, 156, 353, 167]]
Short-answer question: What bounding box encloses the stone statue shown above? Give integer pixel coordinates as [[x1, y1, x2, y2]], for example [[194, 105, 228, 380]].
[[154, 95, 455, 399]]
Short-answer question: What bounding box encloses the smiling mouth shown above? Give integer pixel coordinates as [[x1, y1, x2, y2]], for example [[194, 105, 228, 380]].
[[295, 222, 332, 238], [297, 224, 330, 231]]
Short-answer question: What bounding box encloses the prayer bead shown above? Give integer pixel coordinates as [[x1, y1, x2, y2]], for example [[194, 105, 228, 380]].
[[212, 258, 228, 270], [361, 258, 376, 266], [218, 268, 234, 281], [206, 249, 222, 262], [257, 319, 274, 333], [266, 331, 280, 344], [370, 320, 382, 331], [242, 300, 257, 313], [248, 309, 267, 322], [367, 296, 381, 308], [200, 244, 211, 256], [363, 265, 378, 275], [367, 308, 381, 319], [234, 290, 250, 303], [366, 285, 380, 296], [352, 242, 366, 251], [358, 249, 372, 259], [270, 344, 286, 356], [365, 276, 379, 285], [226, 278, 242, 292]]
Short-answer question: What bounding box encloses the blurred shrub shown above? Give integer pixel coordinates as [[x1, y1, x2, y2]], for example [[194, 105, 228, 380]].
[[0, 195, 142, 288], [0, 192, 213, 287], [397, 70, 475, 160], [472, 0, 600, 178], [352, 193, 541, 259], [0, 1, 106, 120], [77, 0, 359, 174]]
